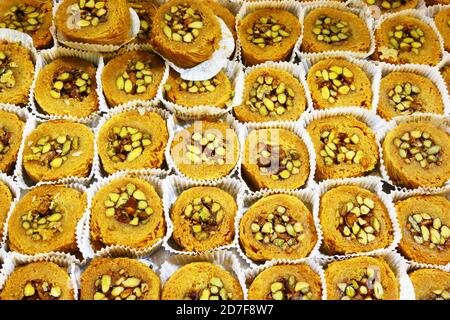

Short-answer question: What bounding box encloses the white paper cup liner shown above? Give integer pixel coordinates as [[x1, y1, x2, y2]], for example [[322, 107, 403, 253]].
[[0, 173, 20, 251]]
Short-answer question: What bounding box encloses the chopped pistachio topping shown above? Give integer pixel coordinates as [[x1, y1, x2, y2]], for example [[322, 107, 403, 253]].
[[0, 51, 17, 91], [319, 130, 363, 166], [246, 16, 290, 49], [184, 277, 233, 300], [94, 269, 149, 301], [69, 0, 108, 28], [388, 24, 425, 55], [115, 60, 154, 95], [431, 289, 450, 300], [257, 143, 302, 180], [22, 280, 62, 300], [269, 276, 313, 301], [0, 4, 45, 33], [50, 69, 92, 101], [175, 76, 219, 94], [184, 131, 227, 165], [407, 213, 449, 250], [365, 0, 411, 10], [0, 127, 12, 159], [133, 6, 153, 41], [107, 126, 151, 163], [387, 82, 422, 115], [315, 65, 355, 104], [393, 130, 442, 168], [163, 5, 204, 43], [313, 16, 351, 43], [20, 198, 63, 241], [338, 266, 384, 300]]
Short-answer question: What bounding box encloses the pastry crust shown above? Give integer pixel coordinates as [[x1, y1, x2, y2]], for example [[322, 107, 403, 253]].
[[442, 64, 450, 94], [0, 180, 13, 241], [203, 0, 236, 41], [434, 7, 450, 52], [0, 110, 25, 173], [409, 269, 450, 300]]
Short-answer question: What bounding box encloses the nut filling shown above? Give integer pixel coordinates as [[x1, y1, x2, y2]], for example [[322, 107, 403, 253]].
[[107, 126, 152, 163], [246, 16, 290, 49], [338, 266, 384, 300], [406, 213, 450, 250], [20, 198, 63, 241], [315, 66, 355, 104], [257, 143, 301, 181], [0, 4, 45, 33], [313, 16, 351, 44], [24, 135, 80, 168], [431, 289, 450, 300], [387, 82, 422, 115], [245, 74, 295, 116], [268, 276, 313, 300], [388, 24, 425, 55], [319, 130, 363, 165], [69, 0, 108, 28], [336, 195, 380, 245], [0, 51, 17, 91], [393, 130, 442, 168], [23, 280, 62, 300], [50, 70, 92, 100], [184, 132, 226, 165], [104, 183, 154, 226], [0, 127, 12, 159], [175, 76, 220, 94], [93, 270, 149, 300], [115, 60, 154, 95], [250, 205, 305, 252], [163, 5, 205, 43], [182, 196, 225, 241], [134, 7, 152, 41], [365, 0, 410, 9], [185, 277, 233, 300]]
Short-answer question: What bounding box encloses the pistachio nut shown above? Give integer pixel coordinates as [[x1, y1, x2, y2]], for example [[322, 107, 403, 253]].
[[115, 60, 154, 95], [388, 24, 425, 55], [432, 289, 450, 300], [107, 126, 151, 163], [69, 1, 108, 28], [185, 131, 227, 165], [407, 213, 449, 250], [315, 66, 355, 104], [268, 275, 313, 300], [313, 16, 351, 44], [387, 82, 422, 115], [94, 269, 148, 300], [393, 130, 442, 168], [365, 0, 408, 9], [134, 6, 153, 41], [0, 127, 12, 160], [319, 130, 364, 166], [338, 266, 384, 300], [50, 69, 92, 101], [246, 16, 290, 48], [184, 277, 233, 300], [0, 4, 45, 34], [0, 51, 17, 91], [256, 143, 302, 180], [22, 280, 62, 300], [163, 5, 204, 43]]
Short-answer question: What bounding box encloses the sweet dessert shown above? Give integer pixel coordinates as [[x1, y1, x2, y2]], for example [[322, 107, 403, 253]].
[[90, 177, 166, 250], [441, 64, 450, 93], [307, 58, 372, 110], [434, 7, 450, 52], [237, 8, 301, 66], [239, 194, 317, 262], [7, 185, 87, 255], [395, 195, 449, 265], [363, 0, 418, 13], [0, 110, 25, 173], [0, 180, 13, 241], [425, 0, 450, 4], [234, 67, 307, 123], [203, 0, 236, 41], [128, 0, 159, 45], [377, 72, 444, 120], [248, 264, 322, 300], [151, 0, 222, 68], [382, 122, 450, 188], [0, 261, 74, 300], [242, 128, 310, 190], [170, 186, 237, 252], [97, 111, 168, 175], [307, 115, 379, 181], [161, 262, 244, 300], [34, 57, 99, 118], [409, 269, 450, 300], [170, 121, 239, 180], [102, 50, 165, 107], [80, 257, 161, 300]]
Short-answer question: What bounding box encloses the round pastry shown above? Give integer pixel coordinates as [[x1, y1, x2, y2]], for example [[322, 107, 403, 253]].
[[128, 0, 159, 45], [164, 69, 233, 108], [0, 180, 13, 241], [248, 264, 322, 300], [363, 0, 418, 14], [90, 177, 166, 250], [395, 195, 449, 265], [242, 128, 310, 190], [0, 261, 74, 300], [301, 7, 371, 54], [377, 72, 444, 120], [170, 186, 237, 252], [34, 57, 99, 118], [170, 121, 239, 180], [97, 110, 168, 175], [55, 0, 131, 45], [22, 120, 94, 183], [161, 262, 244, 300], [0, 41, 34, 105], [434, 7, 450, 52], [233, 67, 307, 123], [307, 115, 379, 181], [373, 15, 442, 66], [237, 8, 301, 66], [307, 58, 372, 110], [409, 269, 450, 300], [102, 50, 165, 107], [319, 185, 394, 255], [239, 194, 317, 262], [80, 257, 161, 300], [0, 0, 53, 49], [325, 256, 399, 300], [203, 0, 236, 41], [7, 185, 87, 255], [382, 122, 450, 188], [441, 64, 450, 93], [0, 110, 25, 173], [151, 0, 222, 68]]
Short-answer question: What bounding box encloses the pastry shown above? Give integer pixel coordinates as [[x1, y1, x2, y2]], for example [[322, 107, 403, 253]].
[[233, 67, 307, 123], [242, 128, 310, 190], [203, 0, 236, 41], [395, 195, 449, 265], [307, 115, 379, 181], [307, 58, 372, 110], [128, 0, 159, 45], [102, 50, 165, 107], [239, 194, 317, 262], [97, 110, 168, 175], [0, 110, 25, 173], [425, 0, 450, 4], [0, 0, 53, 49], [161, 262, 244, 300], [7, 185, 87, 255], [377, 72, 444, 120], [170, 186, 237, 252], [301, 7, 371, 54], [0, 261, 74, 300], [34, 57, 99, 118], [363, 0, 418, 13], [0, 180, 13, 241], [90, 177, 166, 250], [80, 257, 161, 300], [409, 269, 450, 300], [441, 64, 450, 93], [248, 264, 322, 300], [151, 0, 222, 68], [237, 8, 301, 66], [382, 122, 450, 188], [434, 7, 450, 52], [170, 121, 239, 180]]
